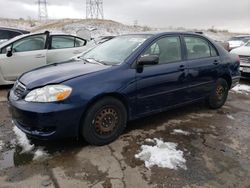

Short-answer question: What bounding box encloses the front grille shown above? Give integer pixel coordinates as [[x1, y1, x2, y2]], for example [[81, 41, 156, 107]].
[[239, 55, 250, 64], [13, 81, 26, 99]]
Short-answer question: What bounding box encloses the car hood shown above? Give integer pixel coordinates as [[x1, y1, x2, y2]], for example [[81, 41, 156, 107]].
[[230, 46, 250, 56], [19, 60, 110, 89]]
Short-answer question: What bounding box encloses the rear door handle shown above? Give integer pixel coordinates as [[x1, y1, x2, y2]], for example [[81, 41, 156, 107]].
[[179, 65, 185, 71]]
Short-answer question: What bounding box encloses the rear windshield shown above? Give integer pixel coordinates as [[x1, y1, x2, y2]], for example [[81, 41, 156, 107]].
[[0, 30, 20, 40]]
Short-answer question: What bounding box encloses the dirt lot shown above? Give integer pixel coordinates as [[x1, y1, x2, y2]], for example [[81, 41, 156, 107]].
[[0, 81, 250, 188]]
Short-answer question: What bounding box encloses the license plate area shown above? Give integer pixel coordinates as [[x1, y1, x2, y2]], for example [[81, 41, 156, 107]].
[[240, 67, 250, 73]]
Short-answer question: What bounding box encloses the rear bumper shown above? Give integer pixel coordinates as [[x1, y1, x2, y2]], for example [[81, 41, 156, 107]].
[[8, 98, 85, 140], [231, 76, 241, 89]]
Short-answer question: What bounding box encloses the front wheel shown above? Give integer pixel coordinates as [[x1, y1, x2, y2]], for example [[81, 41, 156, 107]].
[[81, 97, 127, 146], [207, 78, 229, 109]]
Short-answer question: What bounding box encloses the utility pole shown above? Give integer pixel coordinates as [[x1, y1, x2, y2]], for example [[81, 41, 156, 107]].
[[86, 0, 104, 19], [38, 0, 48, 21]]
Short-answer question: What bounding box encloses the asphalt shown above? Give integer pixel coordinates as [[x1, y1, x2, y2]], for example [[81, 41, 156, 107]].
[[0, 81, 250, 188]]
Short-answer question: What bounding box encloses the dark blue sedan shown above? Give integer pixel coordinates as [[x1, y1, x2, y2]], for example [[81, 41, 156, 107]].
[[8, 32, 241, 145]]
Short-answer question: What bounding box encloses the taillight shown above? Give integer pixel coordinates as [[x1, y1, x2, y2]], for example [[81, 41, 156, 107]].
[[236, 55, 240, 64]]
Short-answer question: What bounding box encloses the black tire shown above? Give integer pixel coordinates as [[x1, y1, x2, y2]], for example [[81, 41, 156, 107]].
[[207, 78, 229, 109], [81, 97, 127, 146]]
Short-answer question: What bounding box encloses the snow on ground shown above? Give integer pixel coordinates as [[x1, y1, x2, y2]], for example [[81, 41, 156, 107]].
[[33, 149, 49, 161], [145, 138, 156, 144], [135, 138, 187, 170], [13, 126, 49, 161], [188, 113, 214, 119], [227, 114, 235, 120], [0, 140, 4, 151], [172, 129, 190, 136], [13, 126, 34, 153], [232, 84, 250, 95]]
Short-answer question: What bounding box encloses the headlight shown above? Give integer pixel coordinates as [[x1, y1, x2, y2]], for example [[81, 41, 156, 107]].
[[25, 85, 72, 103]]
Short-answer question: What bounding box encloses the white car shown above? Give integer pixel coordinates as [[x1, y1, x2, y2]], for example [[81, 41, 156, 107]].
[[0, 31, 88, 85], [230, 41, 250, 78], [227, 35, 250, 51]]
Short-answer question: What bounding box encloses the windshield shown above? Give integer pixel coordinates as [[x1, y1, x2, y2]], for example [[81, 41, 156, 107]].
[[81, 35, 151, 65], [242, 38, 250, 43], [245, 41, 250, 47], [229, 37, 250, 42]]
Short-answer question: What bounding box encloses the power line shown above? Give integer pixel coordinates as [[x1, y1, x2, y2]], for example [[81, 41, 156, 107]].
[[38, 0, 48, 21], [86, 0, 104, 19]]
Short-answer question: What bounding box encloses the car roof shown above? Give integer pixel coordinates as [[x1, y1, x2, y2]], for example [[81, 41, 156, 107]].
[[231, 35, 250, 38], [0, 27, 30, 34], [120, 31, 206, 38]]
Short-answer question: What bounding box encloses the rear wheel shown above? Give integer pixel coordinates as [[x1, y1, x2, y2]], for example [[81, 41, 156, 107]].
[[81, 97, 127, 146], [207, 78, 229, 109]]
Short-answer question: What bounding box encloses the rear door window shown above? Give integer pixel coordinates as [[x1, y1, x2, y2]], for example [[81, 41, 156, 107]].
[[51, 36, 86, 49], [51, 36, 75, 49], [184, 36, 217, 59]]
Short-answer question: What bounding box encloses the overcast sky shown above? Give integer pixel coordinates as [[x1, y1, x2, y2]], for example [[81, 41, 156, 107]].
[[0, 0, 249, 32]]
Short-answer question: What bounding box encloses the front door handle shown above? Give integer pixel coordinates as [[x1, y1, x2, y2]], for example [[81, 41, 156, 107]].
[[73, 50, 81, 54], [213, 60, 220, 65], [35, 54, 45, 58]]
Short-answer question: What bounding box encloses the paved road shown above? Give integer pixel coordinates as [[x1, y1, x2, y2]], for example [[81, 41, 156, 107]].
[[0, 82, 250, 188]]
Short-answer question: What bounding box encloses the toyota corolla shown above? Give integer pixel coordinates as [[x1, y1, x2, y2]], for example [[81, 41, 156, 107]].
[[8, 32, 240, 145]]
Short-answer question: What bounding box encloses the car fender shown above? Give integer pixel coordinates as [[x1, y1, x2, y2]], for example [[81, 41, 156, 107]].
[[0, 66, 14, 85]]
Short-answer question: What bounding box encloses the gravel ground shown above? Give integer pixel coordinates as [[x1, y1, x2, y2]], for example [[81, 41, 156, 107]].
[[0, 81, 250, 188]]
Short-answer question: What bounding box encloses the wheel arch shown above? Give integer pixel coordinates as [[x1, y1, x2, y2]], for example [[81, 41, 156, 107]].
[[220, 74, 232, 88], [0, 67, 14, 85], [77, 92, 130, 137]]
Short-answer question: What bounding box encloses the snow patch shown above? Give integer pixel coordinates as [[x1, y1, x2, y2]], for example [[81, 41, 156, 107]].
[[0, 140, 4, 151], [145, 138, 155, 143], [232, 84, 250, 95], [135, 138, 187, 170], [227, 114, 235, 120], [13, 126, 34, 153], [33, 149, 49, 161], [168, 119, 185, 124], [172, 129, 190, 136], [188, 113, 213, 119]]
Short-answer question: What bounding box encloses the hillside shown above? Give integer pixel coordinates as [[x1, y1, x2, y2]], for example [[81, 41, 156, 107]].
[[0, 18, 152, 38], [0, 18, 241, 41]]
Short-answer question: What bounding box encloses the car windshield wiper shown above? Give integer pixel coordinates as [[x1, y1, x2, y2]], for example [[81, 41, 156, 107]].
[[81, 58, 109, 66]]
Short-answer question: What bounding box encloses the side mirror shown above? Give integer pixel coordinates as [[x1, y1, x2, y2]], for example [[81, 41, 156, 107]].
[[137, 55, 159, 66], [6, 46, 13, 57]]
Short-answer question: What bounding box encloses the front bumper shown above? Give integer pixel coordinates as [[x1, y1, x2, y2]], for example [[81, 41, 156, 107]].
[[8, 94, 85, 140]]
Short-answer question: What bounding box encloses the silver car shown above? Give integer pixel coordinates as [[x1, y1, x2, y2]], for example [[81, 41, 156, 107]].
[[0, 31, 88, 85]]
